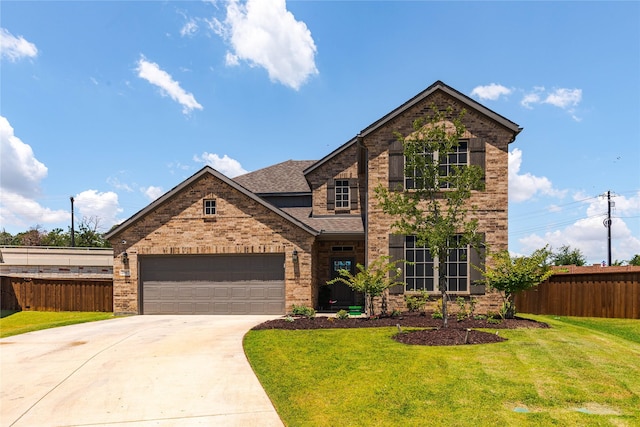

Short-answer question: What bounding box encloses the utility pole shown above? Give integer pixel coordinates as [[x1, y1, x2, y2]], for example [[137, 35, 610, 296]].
[[70, 196, 75, 247], [603, 190, 613, 266]]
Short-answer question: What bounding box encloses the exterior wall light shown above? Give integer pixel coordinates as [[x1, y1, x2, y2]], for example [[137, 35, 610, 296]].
[[292, 249, 298, 262], [121, 251, 129, 263]]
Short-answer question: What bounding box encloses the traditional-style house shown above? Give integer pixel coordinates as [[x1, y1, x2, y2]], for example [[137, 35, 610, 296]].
[[105, 81, 521, 315]]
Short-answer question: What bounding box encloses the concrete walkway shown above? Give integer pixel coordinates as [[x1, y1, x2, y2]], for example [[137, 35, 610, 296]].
[[1, 315, 284, 427]]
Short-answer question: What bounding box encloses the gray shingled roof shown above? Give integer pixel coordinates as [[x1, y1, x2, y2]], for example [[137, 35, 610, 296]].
[[281, 207, 364, 235], [233, 160, 316, 194]]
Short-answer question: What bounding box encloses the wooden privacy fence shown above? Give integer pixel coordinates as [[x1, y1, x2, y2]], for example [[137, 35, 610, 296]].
[[514, 271, 640, 319], [1, 276, 113, 312]]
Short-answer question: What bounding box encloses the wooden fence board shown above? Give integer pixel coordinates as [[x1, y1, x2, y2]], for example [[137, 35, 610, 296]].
[[1, 277, 113, 312], [514, 272, 640, 319]]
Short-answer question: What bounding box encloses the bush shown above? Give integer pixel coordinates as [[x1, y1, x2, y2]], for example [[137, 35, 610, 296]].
[[336, 309, 349, 319], [291, 305, 316, 319], [405, 291, 430, 312]]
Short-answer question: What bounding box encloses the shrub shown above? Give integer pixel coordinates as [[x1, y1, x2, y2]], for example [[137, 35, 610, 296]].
[[336, 309, 349, 319], [291, 305, 316, 319], [405, 291, 429, 312]]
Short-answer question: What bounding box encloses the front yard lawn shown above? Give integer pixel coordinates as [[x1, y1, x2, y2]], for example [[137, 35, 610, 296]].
[[0, 310, 114, 338], [244, 315, 640, 427]]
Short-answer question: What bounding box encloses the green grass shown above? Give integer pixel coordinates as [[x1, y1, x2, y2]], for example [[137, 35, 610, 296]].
[[244, 315, 640, 427], [0, 310, 114, 338]]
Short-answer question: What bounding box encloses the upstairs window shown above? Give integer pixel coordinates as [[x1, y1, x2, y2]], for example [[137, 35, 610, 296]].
[[203, 199, 216, 215], [404, 140, 469, 190], [335, 179, 350, 209]]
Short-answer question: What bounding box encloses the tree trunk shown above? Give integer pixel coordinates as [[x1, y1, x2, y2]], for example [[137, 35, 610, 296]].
[[439, 258, 448, 328]]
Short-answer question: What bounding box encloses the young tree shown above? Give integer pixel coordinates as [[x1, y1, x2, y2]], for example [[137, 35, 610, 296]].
[[327, 256, 404, 316], [375, 105, 484, 327], [551, 245, 586, 266], [482, 247, 553, 319]]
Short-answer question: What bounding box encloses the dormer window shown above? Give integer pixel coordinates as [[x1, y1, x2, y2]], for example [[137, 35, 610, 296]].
[[204, 199, 217, 215]]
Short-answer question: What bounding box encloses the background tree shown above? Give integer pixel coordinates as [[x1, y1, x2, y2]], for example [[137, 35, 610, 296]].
[[482, 247, 554, 319], [551, 245, 586, 266], [375, 105, 484, 327], [41, 228, 71, 247], [75, 216, 110, 248], [0, 229, 14, 245], [327, 256, 404, 316], [628, 254, 640, 266]]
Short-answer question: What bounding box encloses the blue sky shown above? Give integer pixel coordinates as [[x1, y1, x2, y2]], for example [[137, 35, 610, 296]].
[[1, 0, 639, 264]]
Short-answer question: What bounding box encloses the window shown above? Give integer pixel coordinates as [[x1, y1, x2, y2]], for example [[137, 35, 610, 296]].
[[203, 199, 216, 215], [405, 140, 468, 190], [404, 235, 468, 293], [335, 179, 350, 209]]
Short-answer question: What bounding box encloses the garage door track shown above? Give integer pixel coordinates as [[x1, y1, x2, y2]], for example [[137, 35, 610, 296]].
[[1, 315, 284, 426]]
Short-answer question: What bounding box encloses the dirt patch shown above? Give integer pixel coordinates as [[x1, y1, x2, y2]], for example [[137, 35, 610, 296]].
[[252, 312, 548, 346]]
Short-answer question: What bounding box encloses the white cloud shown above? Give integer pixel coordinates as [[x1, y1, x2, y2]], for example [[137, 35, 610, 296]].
[[212, 0, 318, 90], [470, 83, 511, 101], [520, 86, 582, 120], [0, 191, 69, 230], [0, 28, 38, 62], [194, 152, 248, 177], [0, 116, 48, 198], [74, 190, 123, 229], [508, 148, 566, 202], [142, 186, 164, 201], [136, 56, 203, 114], [180, 19, 199, 37], [518, 192, 640, 264], [544, 88, 582, 109], [106, 176, 134, 192]]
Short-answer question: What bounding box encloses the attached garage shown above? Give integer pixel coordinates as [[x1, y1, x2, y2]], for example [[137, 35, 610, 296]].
[[140, 254, 285, 315]]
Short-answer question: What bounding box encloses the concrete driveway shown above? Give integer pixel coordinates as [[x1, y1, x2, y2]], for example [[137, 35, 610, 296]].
[[1, 315, 284, 427]]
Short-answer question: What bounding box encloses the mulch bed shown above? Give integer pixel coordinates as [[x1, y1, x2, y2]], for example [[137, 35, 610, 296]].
[[252, 312, 549, 346]]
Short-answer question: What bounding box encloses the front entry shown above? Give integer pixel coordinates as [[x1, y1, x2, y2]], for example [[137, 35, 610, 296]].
[[319, 257, 359, 311]]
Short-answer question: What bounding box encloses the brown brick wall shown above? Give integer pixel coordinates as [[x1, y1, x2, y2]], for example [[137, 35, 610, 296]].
[[109, 173, 315, 315], [307, 144, 361, 215], [363, 91, 513, 312]]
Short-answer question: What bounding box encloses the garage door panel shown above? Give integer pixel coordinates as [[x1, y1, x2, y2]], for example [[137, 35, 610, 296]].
[[141, 255, 285, 315]]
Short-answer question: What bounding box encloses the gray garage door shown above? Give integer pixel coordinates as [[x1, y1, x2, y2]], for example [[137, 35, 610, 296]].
[[140, 254, 285, 315]]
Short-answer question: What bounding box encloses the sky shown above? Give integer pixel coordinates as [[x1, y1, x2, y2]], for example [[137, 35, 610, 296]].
[[1, 0, 639, 265]]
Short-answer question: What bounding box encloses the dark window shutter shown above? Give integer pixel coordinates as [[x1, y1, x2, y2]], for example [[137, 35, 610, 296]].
[[349, 179, 358, 211], [469, 233, 486, 295], [469, 138, 485, 186], [327, 179, 335, 211], [388, 139, 404, 191], [389, 234, 405, 294]]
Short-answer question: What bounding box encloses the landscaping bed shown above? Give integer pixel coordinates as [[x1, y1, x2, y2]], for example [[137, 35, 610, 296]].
[[252, 312, 548, 346]]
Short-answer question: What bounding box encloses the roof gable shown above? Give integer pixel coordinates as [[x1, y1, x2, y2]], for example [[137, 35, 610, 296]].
[[105, 166, 318, 240]]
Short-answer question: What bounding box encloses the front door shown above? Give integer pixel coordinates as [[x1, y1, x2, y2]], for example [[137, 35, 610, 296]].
[[328, 257, 356, 310]]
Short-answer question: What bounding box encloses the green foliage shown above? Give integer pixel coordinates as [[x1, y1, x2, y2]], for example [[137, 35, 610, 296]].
[[551, 244, 586, 266], [291, 305, 316, 319], [335, 309, 349, 320], [483, 247, 554, 318], [0, 216, 111, 248], [455, 296, 477, 321], [628, 254, 640, 266], [327, 255, 404, 316], [375, 105, 484, 327], [404, 291, 430, 312]]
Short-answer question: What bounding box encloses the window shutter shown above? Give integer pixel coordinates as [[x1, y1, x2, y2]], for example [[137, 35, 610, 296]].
[[388, 234, 405, 294], [388, 139, 404, 191], [469, 138, 485, 186], [469, 233, 486, 295], [349, 179, 358, 211], [327, 179, 335, 211]]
